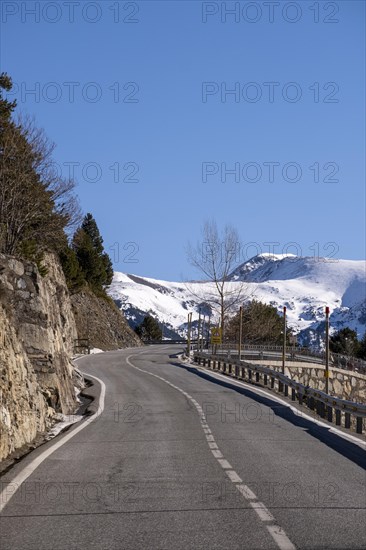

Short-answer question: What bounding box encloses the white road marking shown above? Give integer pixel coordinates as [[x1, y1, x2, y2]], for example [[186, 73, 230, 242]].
[[217, 458, 232, 469], [267, 525, 297, 550], [126, 352, 297, 550], [250, 501, 275, 522], [237, 484, 257, 500], [226, 470, 242, 483], [211, 449, 223, 459], [0, 373, 106, 514]]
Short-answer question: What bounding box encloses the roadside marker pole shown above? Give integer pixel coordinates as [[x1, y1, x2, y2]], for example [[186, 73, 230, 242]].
[[197, 308, 202, 352], [325, 306, 330, 393], [282, 306, 287, 375], [279, 306, 287, 392], [238, 306, 243, 361], [187, 312, 192, 356], [202, 315, 206, 351]]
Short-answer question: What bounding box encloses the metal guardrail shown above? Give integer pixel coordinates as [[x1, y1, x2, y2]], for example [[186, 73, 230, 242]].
[[144, 339, 199, 345], [193, 351, 366, 435], [201, 342, 366, 375]]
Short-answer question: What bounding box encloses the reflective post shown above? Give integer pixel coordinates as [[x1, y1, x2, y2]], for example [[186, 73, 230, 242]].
[[325, 306, 330, 394], [187, 312, 192, 356], [197, 308, 201, 351], [238, 306, 243, 361], [282, 306, 287, 375]]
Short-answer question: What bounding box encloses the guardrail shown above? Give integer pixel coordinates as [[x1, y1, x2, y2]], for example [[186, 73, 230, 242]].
[[193, 351, 366, 435], [145, 339, 198, 345], [196, 342, 366, 375]]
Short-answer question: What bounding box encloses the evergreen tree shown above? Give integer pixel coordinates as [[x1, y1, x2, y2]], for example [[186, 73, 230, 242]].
[[72, 213, 113, 290], [81, 213, 104, 254], [226, 300, 287, 345], [329, 327, 360, 356], [0, 72, 16, 128], [59, 245, 85, 291], [135, 315, 162, 341], [357, 332, 366, 360]]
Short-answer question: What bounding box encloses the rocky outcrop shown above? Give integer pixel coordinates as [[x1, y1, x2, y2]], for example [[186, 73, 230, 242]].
[[0, 305, 49, 461], [71, 289, 141, 351], [0, 253, 81, 462]]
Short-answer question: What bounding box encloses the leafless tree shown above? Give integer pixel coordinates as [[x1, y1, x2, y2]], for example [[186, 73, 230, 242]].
[[0, 115, 81, 255], [186, 220, 253, 338]]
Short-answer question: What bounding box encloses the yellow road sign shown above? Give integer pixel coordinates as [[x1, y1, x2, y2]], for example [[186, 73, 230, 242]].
[[211, 327, 222, 344]]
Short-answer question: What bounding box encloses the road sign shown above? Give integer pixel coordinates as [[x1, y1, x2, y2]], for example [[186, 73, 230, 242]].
[[211, 327, 222, 344]]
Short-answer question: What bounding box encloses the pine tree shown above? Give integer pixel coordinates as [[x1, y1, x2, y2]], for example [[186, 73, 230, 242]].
[[59, 245, 85, 291], [81, 213, 104, 254], [0, 72, 17, 128], [226, 300, 286, 345], [72, 213, 113, 290], [329, 328, 360, 356], [357, 332, 366, 360], [135, 315, 162, 341]]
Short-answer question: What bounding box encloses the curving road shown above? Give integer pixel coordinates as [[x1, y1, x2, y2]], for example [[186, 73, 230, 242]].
[[0, 345, 365, 550]]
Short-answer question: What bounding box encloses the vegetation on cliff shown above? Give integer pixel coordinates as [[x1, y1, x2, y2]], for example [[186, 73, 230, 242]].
[[0, 73, 114, 300]]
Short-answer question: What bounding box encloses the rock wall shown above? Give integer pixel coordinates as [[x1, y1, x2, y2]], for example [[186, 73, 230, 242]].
[[71, 290, 141, 351], [0, 305, 49, 461], [0, 253, 80, 461]]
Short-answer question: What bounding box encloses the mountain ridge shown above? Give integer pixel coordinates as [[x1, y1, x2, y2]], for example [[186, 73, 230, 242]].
[[108, 254, 366, 347]]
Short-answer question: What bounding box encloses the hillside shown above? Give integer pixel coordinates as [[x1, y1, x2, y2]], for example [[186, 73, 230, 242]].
[[71, 289, 141, 350], [108, 254, 366, 347]]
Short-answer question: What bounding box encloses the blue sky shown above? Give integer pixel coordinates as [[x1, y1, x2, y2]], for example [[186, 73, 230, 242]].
[[1, 0, 365, 280]]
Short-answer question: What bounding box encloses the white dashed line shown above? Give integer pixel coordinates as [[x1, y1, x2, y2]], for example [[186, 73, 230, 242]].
[[226, 470, 243, 483], [267, 525, 297, 550], [126, 353, 297, 550], [217, 458, 232, 469], [211, 449, 223, 459], [237, 484, 257, 500], [250, 501, 275, 522]]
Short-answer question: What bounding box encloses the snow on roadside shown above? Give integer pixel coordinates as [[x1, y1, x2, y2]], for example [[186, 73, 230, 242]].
[[45, 412, 83, 440], [90, 348, 104, 354]]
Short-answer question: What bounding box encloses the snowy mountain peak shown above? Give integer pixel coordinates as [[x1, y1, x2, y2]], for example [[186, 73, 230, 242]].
[[109, 255, 366, 347], [228, 253, 297, 281], [228, 254, 366, 287]]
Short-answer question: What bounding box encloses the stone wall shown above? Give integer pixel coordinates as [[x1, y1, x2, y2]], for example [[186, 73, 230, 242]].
[[245, 360, 366, 403]]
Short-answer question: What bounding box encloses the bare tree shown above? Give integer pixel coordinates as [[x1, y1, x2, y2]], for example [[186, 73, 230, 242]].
[[0, 115, 81, 255], [186, 220, 252, 338], [18, 115, 82, 235]]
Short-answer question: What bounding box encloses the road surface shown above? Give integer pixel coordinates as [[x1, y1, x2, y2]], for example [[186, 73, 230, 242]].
[[1, 345, 365, 549]]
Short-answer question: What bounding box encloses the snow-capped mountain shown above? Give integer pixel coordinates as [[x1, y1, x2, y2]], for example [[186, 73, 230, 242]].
[[108, 254, 366, 347]]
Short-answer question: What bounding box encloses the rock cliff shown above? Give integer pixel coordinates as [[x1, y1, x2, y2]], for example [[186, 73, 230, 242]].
[[71, 289, 141, 351], [0, 253, 80, 462]]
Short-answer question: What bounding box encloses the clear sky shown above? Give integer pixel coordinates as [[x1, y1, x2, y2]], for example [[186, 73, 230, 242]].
[[1, 0, 365, 280]]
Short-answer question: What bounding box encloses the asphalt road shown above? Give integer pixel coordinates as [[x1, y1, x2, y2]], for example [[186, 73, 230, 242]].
[[1, 345, 365, 550]]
